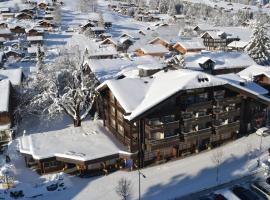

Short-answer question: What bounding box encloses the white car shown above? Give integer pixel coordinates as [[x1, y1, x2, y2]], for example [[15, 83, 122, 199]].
[[256, 127, 270, 136]]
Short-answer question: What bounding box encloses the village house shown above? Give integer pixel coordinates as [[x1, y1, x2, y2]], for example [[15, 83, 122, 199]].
[[89, 27, 105, 38], [148, 37, 171, 49], [96, 69, 270, 168], [200, 31, 240, 51], [38, 2, 48, 10], [0, 29, 12, 40], [19, 121, 131, 175], [184, 51, 255, 75], [1, 13, 15, 20], [15, 13, 33, 20], [227, 41, 249, 52], [26, 28, 44, 37], [9, 25, 26, 35], [27, 35, 44, 46], [135, 44, 169, 57], [173, 37, 206, 54], [0, 22, 8, 29]]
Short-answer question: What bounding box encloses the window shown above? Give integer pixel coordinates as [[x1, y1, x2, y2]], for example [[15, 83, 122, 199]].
[[43, 161, 59, 168], [110, 106, 115, 115], [110, 118, 116, 128], [118, 124, 124, 136], [161, 115, 175, 123], [117, 110, 123, 122]]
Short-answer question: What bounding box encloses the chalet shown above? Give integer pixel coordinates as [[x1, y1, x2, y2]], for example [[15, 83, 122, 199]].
[[37, 20, 54, 28], [15, 13, 33, 20], [44, 14, 54, 20], [227, 41, 249, 52], [0, 29, 12, 40], [1, 13, 15, 20], [135, 44, 169, 57], [0, 22, 8, 29], [0, 80, 13, 149], [101, 37, 134, 52], [26, 28, 44, 36], [87, 45, 118, 59], [38, 2, 48, 9], [148, 37, 171, 49], [80, 21, 96, 32], [184, 51, 255, 75], [0, 7, 10, 14], [100, 33, 112, 40], [27, 35, 44, 45], [10, 25, 26, 35], [120, 32, 140, 40], [89, 27, 105, 38], [19, 121, 130, 175], [104, 21, 112, 29], [97, 69, 270, 167], [201, 31, 240, 51], [20, 8, 35, 16], [173, 15, 185, 22], [4, 50, 23, 59], [173, 37, 206, 54]]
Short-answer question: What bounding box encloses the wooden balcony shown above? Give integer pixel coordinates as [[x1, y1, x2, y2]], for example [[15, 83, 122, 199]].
[[181, 127, 212, 141], [145, 121, 180, 135], [215, 96, 242, 106], [183, 114, 212, 124], [145, 134, 180, 150], [214, 108, 241, 118], [181, 100, 213, 111], [213, 121, 240, 135]]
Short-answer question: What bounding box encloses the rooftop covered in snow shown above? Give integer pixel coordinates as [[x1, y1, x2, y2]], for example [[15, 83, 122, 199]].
[[19, 121, 129, 163], [0, 79, 10, 113]]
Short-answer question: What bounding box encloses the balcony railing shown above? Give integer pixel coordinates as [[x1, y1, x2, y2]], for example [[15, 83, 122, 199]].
[[214, 108, 241, 118], [181, 100, 213, 111], [213, 121, 240, 134], [145, 121, 180, 134], [215, 96, 242, 106], [181, 127, 212, 140], [145, 134, 180, 150], [183, 114, 212, 123]]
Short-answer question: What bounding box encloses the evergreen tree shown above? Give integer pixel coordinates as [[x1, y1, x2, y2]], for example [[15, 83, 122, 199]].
[[158, 0, 168, 14], [36, 45, 44, 70], [168, 0, 176, 16], [245, 21, 270, 66]]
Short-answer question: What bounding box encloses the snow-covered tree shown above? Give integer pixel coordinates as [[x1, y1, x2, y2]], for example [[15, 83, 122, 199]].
[[53, 5, 62, 27], [158, 0, 169, 14], [36, 44, 44, 71], [115, 177, 132, 200], [211, 148, 224, 185], [245, 21, 270, 66], [18, 48, 98, 127], [168, 0, 177, 16], [77, 0, 97, 12]]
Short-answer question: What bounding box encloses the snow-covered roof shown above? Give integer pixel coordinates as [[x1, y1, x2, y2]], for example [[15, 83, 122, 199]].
[[173, 37, 205, 50], [139, 44, 169, 54], [0, 79, 10, 113], [185, 51, 255, 70], [99, 68, 270, 121], [196, 56, 215, 65], [98, 69, 227, 119], [88, 45, 117, 57], [227, 41, 249, 48], [85, 56, 163, 82], [238, 65, 270, 80], [0, 68, 23, 86], [218, 73, 269, 96], [27, 35, 43, 41], [19, 121, 129, 161], [27, 46, 44, 54], [0, 29, 11, 35]]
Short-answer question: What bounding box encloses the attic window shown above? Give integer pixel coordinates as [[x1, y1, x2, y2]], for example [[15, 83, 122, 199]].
[[198, 77, 209, 83]]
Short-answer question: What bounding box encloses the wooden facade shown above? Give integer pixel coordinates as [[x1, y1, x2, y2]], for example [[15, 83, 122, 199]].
[[98, 84, 268, 168]]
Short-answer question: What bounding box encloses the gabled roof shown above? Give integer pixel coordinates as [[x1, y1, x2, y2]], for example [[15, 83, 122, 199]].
[[227, 41, 249, 48], [185, 51, 255, 70], [173, 37, 205, 50], [139, 44, 169, 54], [238, 65, 270, 80]]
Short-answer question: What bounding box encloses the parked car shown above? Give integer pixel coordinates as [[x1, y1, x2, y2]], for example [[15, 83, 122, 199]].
[[215, 189, 239, 200], [256, 127, 270, 136], [232, 185, 259, 200], [251, 181, 270, 198]]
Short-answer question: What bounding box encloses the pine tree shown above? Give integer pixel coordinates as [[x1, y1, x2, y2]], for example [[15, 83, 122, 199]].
[[36, 45, 44, 70], [158, 0, 168, 14], [168, 0, 177, 16], [245, 21, 270, 66]]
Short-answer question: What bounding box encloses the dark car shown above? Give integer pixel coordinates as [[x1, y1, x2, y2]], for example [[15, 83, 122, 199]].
[[232, 186, 259, 200], [213, 194, 227, 200]]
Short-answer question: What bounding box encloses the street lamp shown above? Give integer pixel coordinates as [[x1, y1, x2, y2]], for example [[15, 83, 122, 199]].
[[138, 169, 146, 200]]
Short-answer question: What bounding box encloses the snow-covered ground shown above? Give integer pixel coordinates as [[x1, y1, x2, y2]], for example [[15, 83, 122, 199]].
[[5, 127, 270, 200]]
